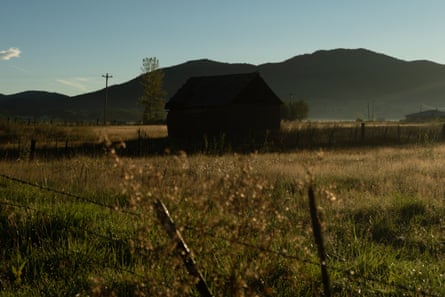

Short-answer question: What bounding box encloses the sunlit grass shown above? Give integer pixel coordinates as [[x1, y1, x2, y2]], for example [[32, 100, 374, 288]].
[[1, 122, 445, 295]]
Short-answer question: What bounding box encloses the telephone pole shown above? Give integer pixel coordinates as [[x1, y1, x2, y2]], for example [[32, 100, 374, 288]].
[[102, 73, 112, 125]]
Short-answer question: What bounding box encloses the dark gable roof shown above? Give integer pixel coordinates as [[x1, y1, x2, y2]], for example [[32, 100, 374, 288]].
[[165, 72, 282, 109]]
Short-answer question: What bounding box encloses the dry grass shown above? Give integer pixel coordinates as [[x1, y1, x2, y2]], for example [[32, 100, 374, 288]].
[[91, 125, 167, 142], [1, 122, 445, 295], [3, 143, 445, 217]]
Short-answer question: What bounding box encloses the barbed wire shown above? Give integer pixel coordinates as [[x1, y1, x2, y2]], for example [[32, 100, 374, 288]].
[[0, 199, 149, 281], [189, 228, 442, 297], [192, 228, 313, 263], [0, 173, 140, 217], [0, 200, 39, 212], [0, 173, 442, 297]]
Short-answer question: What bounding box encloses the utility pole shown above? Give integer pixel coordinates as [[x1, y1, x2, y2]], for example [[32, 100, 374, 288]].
[[367, 102, 370, 121], [102, 73, 112, 125]]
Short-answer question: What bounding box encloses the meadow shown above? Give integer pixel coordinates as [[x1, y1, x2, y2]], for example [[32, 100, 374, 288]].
[[0, 119, 444, 296]]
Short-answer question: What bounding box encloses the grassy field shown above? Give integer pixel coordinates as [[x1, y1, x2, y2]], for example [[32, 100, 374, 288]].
[[1, 120, 445, 296]]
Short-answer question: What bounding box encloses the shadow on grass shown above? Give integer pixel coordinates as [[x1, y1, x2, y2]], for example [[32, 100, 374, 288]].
[[349, 198, 443, 257], [1, 121, 445, 160], [0, 136, 281, 160]]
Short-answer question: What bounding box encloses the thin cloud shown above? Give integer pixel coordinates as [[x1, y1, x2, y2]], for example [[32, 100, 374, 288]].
[[10, 64, 31, 74], [0, 47, 21, 60], [56, 77, 90, 92]]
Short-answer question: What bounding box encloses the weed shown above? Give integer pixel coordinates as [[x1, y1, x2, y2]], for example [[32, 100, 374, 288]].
[[0, 123, 445, 295]]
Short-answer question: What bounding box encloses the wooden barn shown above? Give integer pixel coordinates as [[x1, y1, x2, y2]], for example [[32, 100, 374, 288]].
[[165, 72, 283, 143]]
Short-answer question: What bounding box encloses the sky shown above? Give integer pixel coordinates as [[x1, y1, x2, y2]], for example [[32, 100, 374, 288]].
[[2, 0, 445, 96]]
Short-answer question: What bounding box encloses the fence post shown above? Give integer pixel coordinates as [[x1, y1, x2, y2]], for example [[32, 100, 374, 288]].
[[360, 123, 365, 143], [308, 185, 331, 297], [441, 124, 445, 140], [397, 125, 401, 143], [29, 139, 36, 161], [153, 199, 213, 297], [138, 129, 142, 156], [65, 139, 69, 156]]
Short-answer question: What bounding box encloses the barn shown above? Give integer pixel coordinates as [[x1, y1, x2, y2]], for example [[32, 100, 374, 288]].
[[165, 72, 283, 143]]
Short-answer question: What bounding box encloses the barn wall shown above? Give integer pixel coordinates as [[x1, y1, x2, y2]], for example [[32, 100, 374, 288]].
[[167, 109, 204, 139], [228, 104, 280, 142], [167, 107, 230, 139], [229, 104, 280, 131], [167, 104, 281, 143]]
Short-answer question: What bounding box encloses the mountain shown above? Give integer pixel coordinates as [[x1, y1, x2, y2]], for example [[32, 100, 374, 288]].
[[2, 48, 445, 121], [65, 59, 257, 122], [0, 91, 70, 119], [258, 48, 445, 119]]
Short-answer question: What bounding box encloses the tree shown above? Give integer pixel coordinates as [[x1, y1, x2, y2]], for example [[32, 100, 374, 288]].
[[139, 57, 166, 123], [281, 99, 309, 121]]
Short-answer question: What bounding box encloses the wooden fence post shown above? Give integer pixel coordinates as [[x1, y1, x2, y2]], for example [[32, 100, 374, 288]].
[[308, 185, 331, 297], [441, 124, 445, 140], [360, 123, 365, 143], [29, 139, 36, 161], [153, 199, 213, 297], [397, 125, 401, 143], [65, 139, 69, 156], [138, 129, 142, 156]]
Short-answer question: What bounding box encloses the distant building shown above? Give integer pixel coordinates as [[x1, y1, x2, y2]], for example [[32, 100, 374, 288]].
[[165, 72, 283, 143], [405, 109, 445, 122]]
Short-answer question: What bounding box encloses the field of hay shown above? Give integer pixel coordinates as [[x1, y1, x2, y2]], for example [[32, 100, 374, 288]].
[[0, 120, 444, 296]]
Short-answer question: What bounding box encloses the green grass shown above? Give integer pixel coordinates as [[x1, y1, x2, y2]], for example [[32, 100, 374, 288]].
[[326, 194, 445, 295], [0, 181, 144, 296], [1, 122, 445, 296]]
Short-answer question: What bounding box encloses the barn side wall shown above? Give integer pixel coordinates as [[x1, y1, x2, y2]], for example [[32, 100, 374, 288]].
[[167, 104, 281, 143]]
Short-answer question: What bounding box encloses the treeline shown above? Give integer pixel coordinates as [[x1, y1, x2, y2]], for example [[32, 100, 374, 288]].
[[281, 100, 309, 121]]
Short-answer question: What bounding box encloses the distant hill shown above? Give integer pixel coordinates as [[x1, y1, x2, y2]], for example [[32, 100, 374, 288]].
[[0, 91, 70, 119], [66, 59, 257, 122], [258, 48, 445, 120], [2, 48, 445, 121]]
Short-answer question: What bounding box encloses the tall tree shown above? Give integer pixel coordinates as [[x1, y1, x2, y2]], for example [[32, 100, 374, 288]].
[[281, 99, 309, 121], [139, 57, 166, 123]]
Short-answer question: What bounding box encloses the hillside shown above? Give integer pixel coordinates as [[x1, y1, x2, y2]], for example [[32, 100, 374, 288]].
[[2, 48, 445, 121], [258, 48, 445, 119], [0, 91, 70, 119], [66, 59, 257, 122]]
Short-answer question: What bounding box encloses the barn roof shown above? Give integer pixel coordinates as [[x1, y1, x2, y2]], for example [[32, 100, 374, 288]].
[[165, 72, 282, 109]]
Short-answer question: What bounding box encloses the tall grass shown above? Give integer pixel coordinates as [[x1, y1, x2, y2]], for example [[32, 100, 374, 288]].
[[1, 121, 445, 295], [3, 119, 445, 159]]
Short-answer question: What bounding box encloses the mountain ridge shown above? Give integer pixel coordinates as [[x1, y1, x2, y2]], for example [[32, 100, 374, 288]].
[[2, 48, 445, 121]]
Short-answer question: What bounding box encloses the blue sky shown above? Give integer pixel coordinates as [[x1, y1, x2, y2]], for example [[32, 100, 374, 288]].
[[2, 0, 445, 96]]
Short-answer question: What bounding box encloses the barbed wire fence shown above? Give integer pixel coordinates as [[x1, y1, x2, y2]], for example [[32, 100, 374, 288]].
[[0, 173, 442, 297]]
